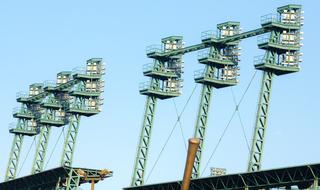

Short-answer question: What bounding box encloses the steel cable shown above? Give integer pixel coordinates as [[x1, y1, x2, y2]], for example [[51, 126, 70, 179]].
[[201, 70, 257, 176], [17, 136, 36, 176], [146, 84, 198, 182], [44, 127, 64, 169]]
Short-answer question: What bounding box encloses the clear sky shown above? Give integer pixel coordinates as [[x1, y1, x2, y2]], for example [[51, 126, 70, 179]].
[[0, 0, 319, 189]]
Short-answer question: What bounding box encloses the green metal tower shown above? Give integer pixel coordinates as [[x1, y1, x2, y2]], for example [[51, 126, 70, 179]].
[[5, 59, 105, 182], [5, 83, 44, 181], [248, 4, 303, 172], [61, 58, 105, 167], [131, 36, 184, 186], [129, 3, 302, 185], [130, 25, 272, 186], [31, 72, 72, 174], [192, 22, 241, 178]]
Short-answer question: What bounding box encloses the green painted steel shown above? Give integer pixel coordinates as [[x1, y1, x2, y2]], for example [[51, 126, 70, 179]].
[[125, 163, 320, 190], [147, 28, 268, 59], [132, 37, 184, 186], [248, 4, 303, 172], [5, 103, 38, 181], [131, 95, 158, 186], [5, 58, 105, 182], [31, 94, 67, 174], [2, 4, 305, 189], [31, 125, 52, 174], [63, 168, 81, 190], [59, 59, 105, 168], [5, 134, 24, 181], [192, 22, 241, 178], [192, 84, 213, 178], [61, 114, 81, 167], [248, 71, 274, 172], [0, 166, 113, 190]]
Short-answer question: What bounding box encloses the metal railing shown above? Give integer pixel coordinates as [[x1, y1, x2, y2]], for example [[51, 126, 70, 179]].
[[258, 35, 300, 47], [254, 55, 299, 68], [16, 91, 29, 99], [197, 49, 211, 59], [139, 81, 154, 91], [143, 62, 176, 75], [73, 66, 104, 77], [69, 104, 101, 112], [44, 80, 56, 88], [280, 61, 299, 67], [143, 63, 158, 72], [197, 49, 230, 61], [72, 67, 86, 75], [261, 13, 280, 24], [194, 69, 206, 79], [139, 81, 180, 93], [261, 12, 302, 26], [254, 55, 266, 65], [146, 44, 163, 54], [40, 114, 64, 121], [8, 122, 16, 130], [163, 87, 180, 93], [43, 96, 60, 105], [12, 107, 28, 115], [201, 30, 218, 41], [257, 35, 271, 45]]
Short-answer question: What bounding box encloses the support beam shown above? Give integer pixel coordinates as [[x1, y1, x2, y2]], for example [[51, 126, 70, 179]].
[[313, 179, 318, 190], [61, 114, 81, 167], [5, 134, 24, 181], [217, 28, 267, 44], [151, 28, 268, 58], [31, 125, 52, 174], [192, 84, 213, 178], [191, 22, 240, 178], [63, 168, 81, 190], [125, 163, 320, 190], [0, 166, 113, 190], [248, 71, 274, 172], [5, 103, 38, 181], [131, 96, 158, 186]]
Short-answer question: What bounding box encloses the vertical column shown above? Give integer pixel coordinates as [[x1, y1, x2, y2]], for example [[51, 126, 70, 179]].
[[132, 36, 183, 186], [5, 134, 24, 181], [192, 22, 240, 178], [60, 114, 81, 167], [313, 179, 318, 190], [60, 58, 105, 168], [131, 96, 157, 186], [248, 4, 303, 172], [5, 89, 40, 181], [192, 84, 213, 178], [65, 168, 81, 190], [247, 71, 273, 172], [31, 125, 51, 174]]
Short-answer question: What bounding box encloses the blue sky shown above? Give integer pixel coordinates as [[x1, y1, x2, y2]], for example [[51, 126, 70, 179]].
[[0, 0, 319, 189]]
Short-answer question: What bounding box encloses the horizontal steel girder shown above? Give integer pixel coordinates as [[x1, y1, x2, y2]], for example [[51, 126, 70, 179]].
[[0, 166, 113, 190], [148, 28, 268, 58], [124, 163, 320, 190]]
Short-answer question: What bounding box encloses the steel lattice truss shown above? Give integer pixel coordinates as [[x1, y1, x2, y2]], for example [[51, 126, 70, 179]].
[[192, 84, 213, 178], [248, 72, 274, 172], [5, 58, 106, 182], [131, 96, 158, 186], [132, 4, 304, 185], [125, 163, 320, 190], [0, 166, 113, 190], [2, 4, 306, 190]]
